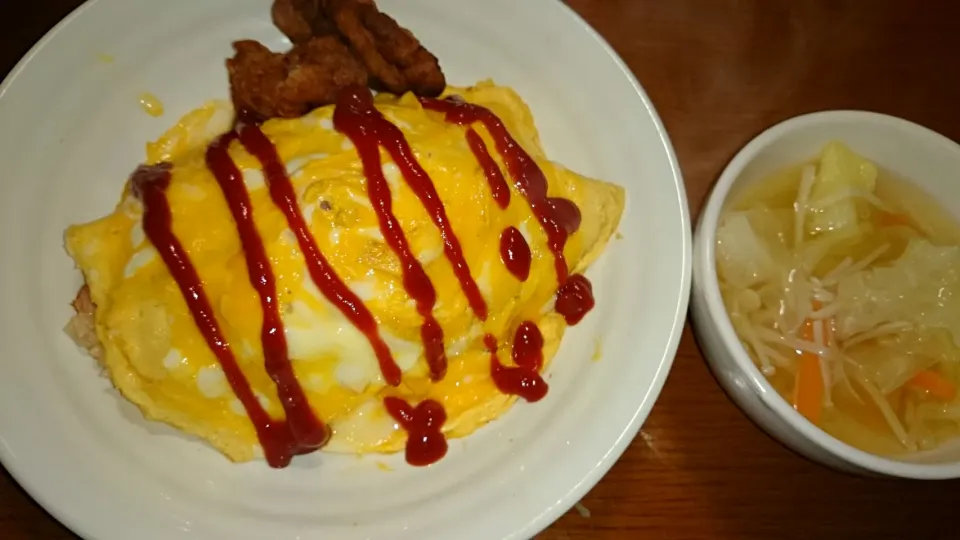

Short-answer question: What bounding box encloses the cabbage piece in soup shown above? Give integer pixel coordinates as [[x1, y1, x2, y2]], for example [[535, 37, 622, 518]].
[[717, 141, 960, 456]]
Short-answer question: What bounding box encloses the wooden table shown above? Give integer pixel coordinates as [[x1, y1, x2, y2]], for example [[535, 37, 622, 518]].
[[3, 1, 960, 538]]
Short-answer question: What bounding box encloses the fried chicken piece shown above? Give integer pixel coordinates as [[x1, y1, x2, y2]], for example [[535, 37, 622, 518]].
[[227, 38, 368, 122], [324, 0, 445, 96], [272, 0, 337, 44], [358, 3, 446, 96], [234, 0, 445, 121]]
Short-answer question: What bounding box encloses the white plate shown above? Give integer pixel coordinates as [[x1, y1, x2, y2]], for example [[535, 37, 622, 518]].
[[0, 0, 690, 538]]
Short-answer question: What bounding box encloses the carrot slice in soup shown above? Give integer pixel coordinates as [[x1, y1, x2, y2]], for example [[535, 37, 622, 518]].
[[794, 319, 824, 425], [907, 370, 958, 402], [877, 211, 915, 229]]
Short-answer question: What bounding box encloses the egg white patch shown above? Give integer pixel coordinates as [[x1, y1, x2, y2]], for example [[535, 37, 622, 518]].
[[242, 169, 265, 190], [255, 392, 272, 411], [350, 278, 380, 302], [283, 298, 384, 392], [287, 153, 330, 176], [447, 337, 470, 358], [302, 275, 324, 301], [301, 202, 319, 226], [383, 113, 412, 132], [349, 191, 373, 208], [319, 118, 334, 130], [359, 227, 384, 241], [325, 400, 399, 452], [279, 229, 297, 246], [81, 240, 101, 258], [381, 330, 422, 372], [162, 348, 183, 370], [476, 262, 493, 298], [518, 221, 532, 244], [196, 365, 228, 399], [336, 361, 373, 393], [417, 245, 442, 265], [446, 325, 481, 358], [341, 139, 354, 151], [284, 302, 368, 361], [120, 195, 143, 219], [206, 105, 234, 138], [179, 183, 206, 201], [304, 373, 333, 393], [123, 247, 157, 278], [382, 162, 401, 191], [329, 227, 343, 246], [229, 399, 246, 416], [540, 296, 557, 315], [130, 224, 146, 249]]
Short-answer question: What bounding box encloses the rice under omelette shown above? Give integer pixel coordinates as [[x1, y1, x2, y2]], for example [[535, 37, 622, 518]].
[[64, 81, 625, 463]]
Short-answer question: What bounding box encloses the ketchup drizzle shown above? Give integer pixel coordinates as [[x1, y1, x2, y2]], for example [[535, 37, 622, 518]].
[[466, 127, 510, 209], [206, 135, 329, 449], [547, 197, 582, 236], [499, 226, 531, 282], [484, 333, 547, 403], [383, 396, 448, 466], [555, 274, 595, 325], [419, 97, 595, 325], [235, 123, 403, 387], [333, 87, 489, 381], [337, 87, 487, 323], [132, 163, 307, 468], [512, 321, 545, 370], [131, 91, 601, 469], [419, 98, 578, 280]]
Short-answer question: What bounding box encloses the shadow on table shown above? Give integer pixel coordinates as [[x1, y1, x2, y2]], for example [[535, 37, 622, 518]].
[[0, 467, 78, 539]]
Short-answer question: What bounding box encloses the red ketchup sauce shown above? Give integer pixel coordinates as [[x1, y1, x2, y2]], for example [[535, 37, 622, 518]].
[[555, 274, 595, 325], [484, 330, 547, 403], [466, 127, 510, 209], [418, 97, 595, 324], [383, 396, 448, 466], [547, 197, 582, 236], [499, 226, 531, 282], [235, 123, 403, 387], [206, 134, 329, 450], [132, 163, 314, 468], [332, 87, 489, 382]]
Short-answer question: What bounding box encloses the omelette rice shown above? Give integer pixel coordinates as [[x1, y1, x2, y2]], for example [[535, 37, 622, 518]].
[[64, 0, 626, 467], [65, 81, 624, 466]]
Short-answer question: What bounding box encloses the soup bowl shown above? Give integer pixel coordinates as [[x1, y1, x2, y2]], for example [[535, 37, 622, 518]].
[[691, 110, 960, 479]]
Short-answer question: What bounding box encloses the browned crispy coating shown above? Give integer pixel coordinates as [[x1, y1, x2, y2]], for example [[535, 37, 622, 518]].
[[227, 38, 368, 122], [359, 2, 445, 96], [325, 0, 445, 97], [229, 0, 445, 122], [272, 0, 338, 44], [65, 285, 103, 361]]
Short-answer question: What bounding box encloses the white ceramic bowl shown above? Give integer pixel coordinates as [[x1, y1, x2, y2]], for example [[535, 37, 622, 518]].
[[691, 110, 960, 479]]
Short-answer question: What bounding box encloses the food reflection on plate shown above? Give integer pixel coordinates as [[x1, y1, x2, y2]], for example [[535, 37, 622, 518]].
[[63, 0, 625, 468], [718, 141, 960, 456]]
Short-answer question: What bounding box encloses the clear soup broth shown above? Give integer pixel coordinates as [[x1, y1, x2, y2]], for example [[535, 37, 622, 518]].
[[717, 141, 960, 456]]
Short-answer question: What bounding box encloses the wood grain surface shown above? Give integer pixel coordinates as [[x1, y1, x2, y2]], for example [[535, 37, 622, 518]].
[[3, 1, 960, 538]]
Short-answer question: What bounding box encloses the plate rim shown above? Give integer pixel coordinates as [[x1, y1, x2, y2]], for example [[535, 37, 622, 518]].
[[510, 2, 691, 537], [0, 0, 692, 538]]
